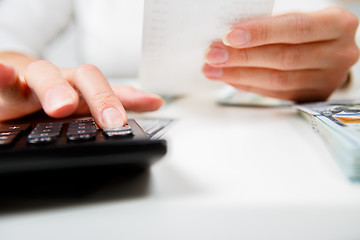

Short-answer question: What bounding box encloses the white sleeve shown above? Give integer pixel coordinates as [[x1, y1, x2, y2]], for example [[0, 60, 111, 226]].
[[0, 0, 73, 57]]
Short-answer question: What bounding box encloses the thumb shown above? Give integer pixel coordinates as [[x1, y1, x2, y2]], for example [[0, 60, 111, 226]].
[[0, 62, 17, 89]]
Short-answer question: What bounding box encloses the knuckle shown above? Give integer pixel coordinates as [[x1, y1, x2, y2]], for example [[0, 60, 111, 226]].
[[254, 23, 270, 43], [352, 46, 360, 63], [73, 64, 101, 79], [330, 7, 359, 32], [333, 42, 360, 67], [290, 14, 312, 39], [236, 48, 250, 65], [90, 90, 117, 111], [25, 60, 50, 75], [348, 46, 360, 64], [341, 45, 360, 66], [326, 6, 347, 17], [269, 70, 291, 89], [342, 12, 359, 33], [280, 46, 303, 70]]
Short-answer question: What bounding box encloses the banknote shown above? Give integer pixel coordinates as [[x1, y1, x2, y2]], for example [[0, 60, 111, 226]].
[[297, 100, 360, 181]]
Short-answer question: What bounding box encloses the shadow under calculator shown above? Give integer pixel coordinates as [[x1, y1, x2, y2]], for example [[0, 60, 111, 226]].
[[0, 165, 150, 215]]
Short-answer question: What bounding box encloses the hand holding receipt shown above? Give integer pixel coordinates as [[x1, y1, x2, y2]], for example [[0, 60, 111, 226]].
[[140, 0, 275, 97], [141, 1, 359, 103]]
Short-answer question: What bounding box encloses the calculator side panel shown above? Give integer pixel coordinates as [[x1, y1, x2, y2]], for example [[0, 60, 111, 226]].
[[0, 119, 167, 174], [0, 139, 167, 173]]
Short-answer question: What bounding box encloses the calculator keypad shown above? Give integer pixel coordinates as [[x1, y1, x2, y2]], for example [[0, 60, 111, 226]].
[[28, 122, 63, 144], [66, 120, 97, 141], [0, 134, 19, 146], [0, 124, 30, 147], [0, 118, 167, 174], [0, 118, 137, 147]]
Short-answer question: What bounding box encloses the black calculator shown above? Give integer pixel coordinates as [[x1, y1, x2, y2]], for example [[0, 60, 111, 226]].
[[0, 116, 167, 174]]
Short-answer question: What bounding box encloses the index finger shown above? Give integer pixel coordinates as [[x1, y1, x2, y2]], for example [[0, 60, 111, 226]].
[[223, 7, 359, 48], [63, 64, 127, 129]]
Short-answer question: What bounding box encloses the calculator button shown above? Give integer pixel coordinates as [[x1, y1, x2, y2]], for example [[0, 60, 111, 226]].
[[34, 125, 62, 131], [66, 129, 97, 135], [0, 135, 17, 146], [32, 127, 62, 133], [66, 120, 98, 141], [103, 130, 133, 137], [35, 122, 63, 129], [29, 124, 62, 137], [68, 125, 96, 130], [67, 124, 96, 130], [103, 125, 131, 132], [69, 121, 95, 126], [36, 122, 63, 126], [68, 124, 96, 131], [72, 118, 94, 123], [0, 139, 13, 146], [27, 122, 63, 144], [31, 128, 58, 134], [0, 131, 20, 136], [34, 123, 63, 132], [0, 135, 17, 141], [103, 124, 133, 137], [0, 124, 31, 132], [67, 133, 96, 141], [27, 137, 58, 144], [0, 131, 22, 147], [28, 131, 61, 138]]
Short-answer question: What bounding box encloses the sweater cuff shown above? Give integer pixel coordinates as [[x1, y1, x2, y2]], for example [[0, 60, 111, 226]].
[[0, 30, 40, 58]]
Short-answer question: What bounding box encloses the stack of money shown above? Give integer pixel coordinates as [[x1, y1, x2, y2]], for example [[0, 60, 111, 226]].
[[297, 101, 360, 182]]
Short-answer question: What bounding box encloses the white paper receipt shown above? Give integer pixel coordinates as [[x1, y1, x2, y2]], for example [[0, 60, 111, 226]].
[[140, 0, 275, 97]]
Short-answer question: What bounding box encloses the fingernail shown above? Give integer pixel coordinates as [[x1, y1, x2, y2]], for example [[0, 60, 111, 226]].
[[45, 85, 77, 113], [224, 29, 250, 47], [203, 65, 223, 79], [102, 108, 125, 128], [205, 47, 229, 64]]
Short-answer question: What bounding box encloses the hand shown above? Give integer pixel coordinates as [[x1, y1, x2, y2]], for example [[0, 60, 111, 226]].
[[0, 55, 164, 128], [203, 7, 360, 102]]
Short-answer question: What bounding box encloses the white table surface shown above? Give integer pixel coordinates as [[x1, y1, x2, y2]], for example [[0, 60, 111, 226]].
[[1, 87, 360, 240]]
